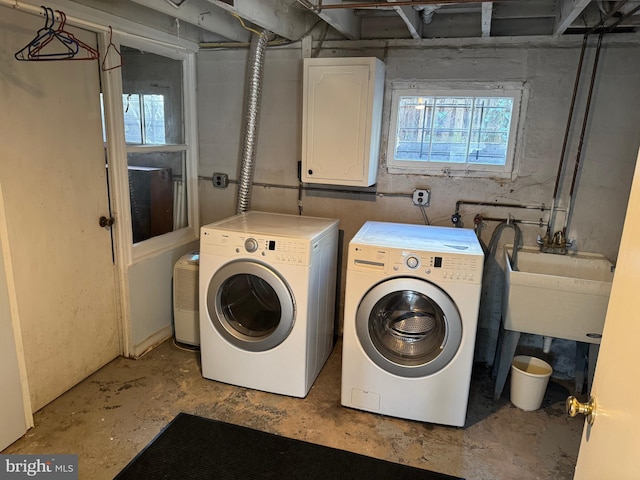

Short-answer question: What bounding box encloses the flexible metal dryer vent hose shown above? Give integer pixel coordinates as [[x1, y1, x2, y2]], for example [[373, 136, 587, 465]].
[[236, 29, 276, 214]]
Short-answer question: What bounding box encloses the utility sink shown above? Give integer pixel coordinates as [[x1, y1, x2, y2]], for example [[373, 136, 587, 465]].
[[503, 246, 614, 344]]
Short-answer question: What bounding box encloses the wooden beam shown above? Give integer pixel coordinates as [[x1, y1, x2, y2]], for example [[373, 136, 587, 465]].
[[303, 0, 361, 40], [481, 2, 493, 37], [388, 0, 422, 39], [129, 0, 251, 42], [493, 0, 556, 19], [554, 0, 592, 36], [206, 0, 314, 40]]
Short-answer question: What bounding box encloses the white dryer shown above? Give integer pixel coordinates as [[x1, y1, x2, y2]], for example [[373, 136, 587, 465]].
[[341, 221, 484, 426], [199, 211, 339, 398]]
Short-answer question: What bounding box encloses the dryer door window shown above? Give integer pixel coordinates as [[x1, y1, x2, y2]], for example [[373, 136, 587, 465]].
[[356, 277, 462, 378], [207, 260, 295, 352]]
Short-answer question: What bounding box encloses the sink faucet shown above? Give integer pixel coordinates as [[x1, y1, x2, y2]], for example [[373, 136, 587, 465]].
[[553, 230, 564, 246], [537, 228, 572, 254]]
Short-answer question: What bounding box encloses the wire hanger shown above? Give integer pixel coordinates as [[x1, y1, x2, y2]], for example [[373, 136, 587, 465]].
[[52, 11, 99, 61], [101, 26, 123, 71], [14, 6, 98, 61], [15, 6, 75, 61]]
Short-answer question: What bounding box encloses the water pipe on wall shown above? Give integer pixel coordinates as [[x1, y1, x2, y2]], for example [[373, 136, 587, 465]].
[[564, 5, 640, 228], [543, 0, 639, 253], [472, 215, 546, 228], [542, 30, 605, 255], [451, 200, 553, 228]]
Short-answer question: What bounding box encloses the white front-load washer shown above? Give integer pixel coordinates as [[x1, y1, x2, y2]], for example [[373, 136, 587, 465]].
[[199, 211, 339, 398], [341, 221, 484, 426]]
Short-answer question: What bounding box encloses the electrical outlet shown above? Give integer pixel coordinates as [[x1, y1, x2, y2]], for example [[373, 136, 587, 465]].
[[412, 189, 430, 206], [212, 173, 228, 189]]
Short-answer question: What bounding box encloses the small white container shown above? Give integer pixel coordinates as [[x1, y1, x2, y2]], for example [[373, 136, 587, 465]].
[[510, 355, 553, 411]]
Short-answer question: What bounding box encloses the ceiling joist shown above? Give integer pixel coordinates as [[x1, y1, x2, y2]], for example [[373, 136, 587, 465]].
[[129, 0, 251, 42], [553, 0, 592, 35], [205, 0, 313, 40], [481, 2, 493, 37], [25, 0, 637, 46], [299, 0, 361, 40], [387, 0, 422, 39]]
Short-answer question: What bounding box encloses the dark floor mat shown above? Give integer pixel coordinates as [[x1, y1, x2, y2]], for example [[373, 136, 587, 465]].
[[115, 413, 463, 480]]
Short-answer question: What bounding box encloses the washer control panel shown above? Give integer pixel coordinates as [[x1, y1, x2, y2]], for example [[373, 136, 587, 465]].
[[422, 254, 483, 283], [350, 244, 482, 284]]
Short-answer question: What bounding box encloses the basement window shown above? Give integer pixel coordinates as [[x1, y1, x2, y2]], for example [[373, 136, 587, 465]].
[[123, 93, 166, 145], [387, 82, 526, 178]]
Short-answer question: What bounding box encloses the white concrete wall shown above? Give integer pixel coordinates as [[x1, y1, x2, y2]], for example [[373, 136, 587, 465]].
[[196, 39, 640, 376], [129, 241, 198, 355]]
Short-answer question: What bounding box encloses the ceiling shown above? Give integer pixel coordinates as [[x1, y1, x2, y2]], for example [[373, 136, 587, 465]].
[[71, 0, 640, 45]]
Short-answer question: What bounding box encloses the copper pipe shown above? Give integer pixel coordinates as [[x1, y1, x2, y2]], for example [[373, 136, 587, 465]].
[[564, 4, 640, 227], [552, 34, 586, 203], [549, 0, 629, 199], [568, 32, 604, 200], [547, 0, 631, 238]]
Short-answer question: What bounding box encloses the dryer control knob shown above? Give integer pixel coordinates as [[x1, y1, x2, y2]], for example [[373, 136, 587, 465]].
[[244, 238, 259, 253], [406, 256, 420, 269]]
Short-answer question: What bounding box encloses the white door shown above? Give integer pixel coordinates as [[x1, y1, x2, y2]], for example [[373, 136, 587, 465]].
[[573, 147, 640, 478], [0, 9, 120, 412]]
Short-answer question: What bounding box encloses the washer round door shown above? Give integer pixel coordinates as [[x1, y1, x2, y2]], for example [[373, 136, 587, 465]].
[[207, 260, 296, 352], [356, 277, 462, 378]]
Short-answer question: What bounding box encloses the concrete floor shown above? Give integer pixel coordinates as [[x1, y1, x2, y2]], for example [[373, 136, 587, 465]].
[[3, 339, 584, 480]]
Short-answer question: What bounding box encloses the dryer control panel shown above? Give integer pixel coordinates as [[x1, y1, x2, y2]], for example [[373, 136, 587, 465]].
[[201, 229, 312, 266], [350, 244, 483, 285]]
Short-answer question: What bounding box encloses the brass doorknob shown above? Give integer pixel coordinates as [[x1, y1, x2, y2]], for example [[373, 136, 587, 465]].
[[566, 395, 596, 425]]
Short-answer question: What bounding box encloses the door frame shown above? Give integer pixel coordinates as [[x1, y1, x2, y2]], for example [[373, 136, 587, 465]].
[[101, 32, 200, 356], [1, 0, 199, 358]]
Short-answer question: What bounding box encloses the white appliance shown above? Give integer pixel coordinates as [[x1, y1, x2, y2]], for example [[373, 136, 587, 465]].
[[173, 251, 200, 346], [341, 221, 484, 426], [199, 211, 339, 398]]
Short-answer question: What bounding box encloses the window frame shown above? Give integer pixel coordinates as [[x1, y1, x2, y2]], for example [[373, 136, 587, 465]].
[[102, 34, 199, 265], [386, 81, 528, 179]]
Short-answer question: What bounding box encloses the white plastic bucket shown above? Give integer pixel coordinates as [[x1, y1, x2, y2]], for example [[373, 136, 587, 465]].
[[510, 355, 553, 411]]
